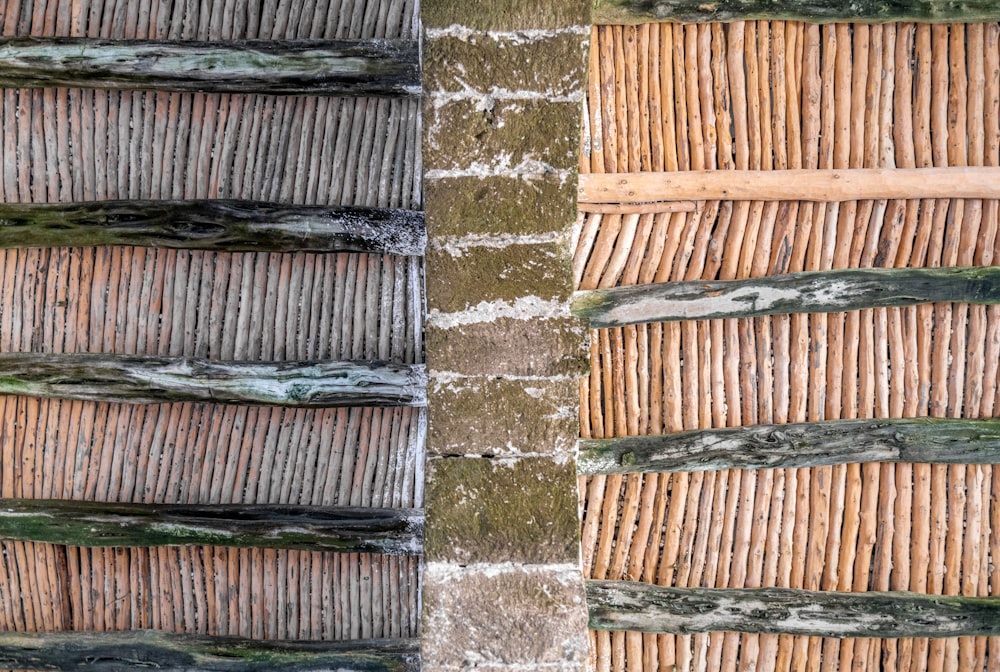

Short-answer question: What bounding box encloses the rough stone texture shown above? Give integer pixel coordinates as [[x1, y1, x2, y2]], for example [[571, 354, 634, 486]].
[[425, 316, 588, 377], [421, 0, 590, 667], [424, 99, 580, 172], [426, 242, 573, 314], [424, 33, 588, 98], [428, 376, 578, 457], [422, 563, 589, 668], [425, 456, 580, 564], [422, 0, 589, 30], [425, 174, 579, 237]]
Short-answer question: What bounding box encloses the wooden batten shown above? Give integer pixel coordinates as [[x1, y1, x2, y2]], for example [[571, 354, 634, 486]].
[[587, 581, 1000, 638], [0, 353, 427, 407], [0, 37, 421, 96], [578, 417, 1000, 474], [0, 630, 420, 671], [572, 266, 1000, 326], [578, 167, 1000, 204], [0, 200, 426, 255], [0, 500, 423, 554], [591, 0, 1000, 23]]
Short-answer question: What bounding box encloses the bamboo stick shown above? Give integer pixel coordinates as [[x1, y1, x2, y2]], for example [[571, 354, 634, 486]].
[[0, 353, 426, 407], [0, 200, 425, 255], [0, 500, 422, 554], [587, 582, 1000, 638], [572, 266, 1000, 326], [592, 0, 1000, 24], [0, 630, 418, 671], [578, 167, 1000, 203], [0, 37, 420, 96], [578, 418, 1000, 473]]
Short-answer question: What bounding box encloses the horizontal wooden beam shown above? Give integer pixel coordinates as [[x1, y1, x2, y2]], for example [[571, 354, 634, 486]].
[[587, 582, 1000, 638], [592, 0, 1000, 24], [578, 200, 698, 215], [0, 631, 419, 671], [578, 418, 1000, 474], [0, 200, 425, 255], [0, 354, 427, 407], [0, 500, 422, 554], [0, 37, 420, 96], [572, 266, 1000, 326], [578, 168, 1000, 204]]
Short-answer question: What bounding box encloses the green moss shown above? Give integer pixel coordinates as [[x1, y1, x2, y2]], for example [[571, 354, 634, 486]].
[[425, 174, 578, 237], [424, 99, 580, 172], [424, 34, 587, 97], [422, 0, 589, 30], [425, 456, 581, 563], [427, 377, 578, 456], [426, 241, 573, 313]]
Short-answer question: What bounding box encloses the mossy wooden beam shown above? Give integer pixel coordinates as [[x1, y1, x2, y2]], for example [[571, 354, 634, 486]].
[[0, 200, 425, 255], [572, 266, 1000, 326], [587, 581, 1000, 638], [0, 631, 419, 671], [592, 0, 1000, 24], [578, 418, 1000, 474], [0, 354, 426, 407], [578, 168, 1000, 203], [0, 37, 420, 96], [0, 500, 422, 554]]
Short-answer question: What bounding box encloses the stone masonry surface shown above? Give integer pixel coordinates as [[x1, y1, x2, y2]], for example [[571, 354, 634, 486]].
[[421, 0, 590, 669]]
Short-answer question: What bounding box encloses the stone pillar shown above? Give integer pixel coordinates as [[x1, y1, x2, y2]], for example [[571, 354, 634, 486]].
[[420, 0, 591, 669]]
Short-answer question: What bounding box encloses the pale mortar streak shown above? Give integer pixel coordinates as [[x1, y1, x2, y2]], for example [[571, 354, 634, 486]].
[[429, 87, 584, 104], [429, 231, 566, 256], [427, 296, 572, 328], [424, 561, 584, 581], [432, 451, 575, 462], [425, 25, 591, 41], [425, 159, 573, 182]]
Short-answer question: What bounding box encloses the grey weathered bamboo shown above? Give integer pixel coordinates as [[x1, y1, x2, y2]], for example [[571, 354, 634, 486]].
[[0, 37, 420, 96], [0, 354, 427, 407], [578, 418, 1000, 474], [0, 631, 419, 671], [591, 0, 1000, 23], [0, 500, 422, 554], [587, 581, 1000, 638], [0, 200, 425, 255], [578, 167, 1000, 203], [572, 266, 1000, 326]]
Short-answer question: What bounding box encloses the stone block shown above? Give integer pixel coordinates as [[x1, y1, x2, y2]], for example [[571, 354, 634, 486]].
[[426, 316, 588, 377], [426, 242, 572, 314], [421, 563, 589, 668], [424, 456, 580, 564], [424, 32, 588, 98], [424, 98, 580, 173], [422, 0, 589, 30], [424, 174, 579, 237], [427, 376, 578, 456]]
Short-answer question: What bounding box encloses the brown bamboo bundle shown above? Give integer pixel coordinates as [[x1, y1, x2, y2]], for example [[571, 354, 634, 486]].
[[579, 20, 1000, 671], [0, 0, 423, 648]]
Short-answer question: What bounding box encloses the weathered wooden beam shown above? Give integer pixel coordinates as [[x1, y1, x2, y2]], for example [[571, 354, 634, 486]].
[[0, 500, 422, 554], [587, 582, 1000, 638], [572, 266, 1000, 326], [578, 168, 1000, 204], [0, 200, 425, 255], [0, 631, 419, 671], [0, 354, 427, 407], [0, 37, 420, 96], [591, 0, 1000, 24], [578, 418, 1000, 474]]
